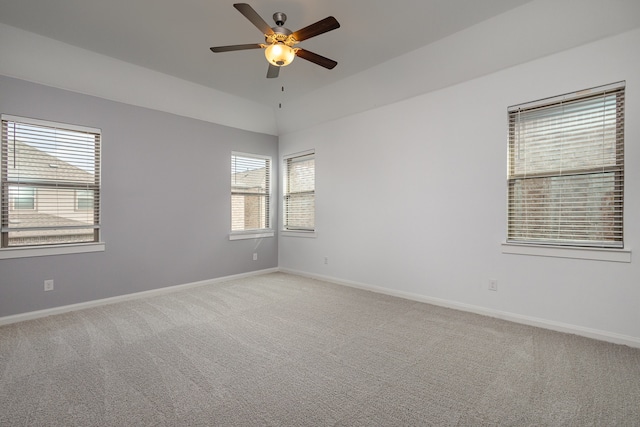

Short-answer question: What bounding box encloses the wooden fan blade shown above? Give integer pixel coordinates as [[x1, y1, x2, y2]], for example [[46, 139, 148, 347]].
[[295, 49, 337, 69], [292, 16, 340, 42], [234, 3, 274, 35], [267, 64, 280, 78], [210, 44, 263, 53]]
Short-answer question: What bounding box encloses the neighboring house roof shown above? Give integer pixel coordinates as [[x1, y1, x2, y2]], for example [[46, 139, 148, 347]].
[[8, 140, 94, 184], [232, 167, 267, 193], [9, 212, 91, 230]]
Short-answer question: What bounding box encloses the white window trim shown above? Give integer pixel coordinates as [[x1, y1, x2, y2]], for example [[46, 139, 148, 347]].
[[505, 82, 625, 250], [229, 230, 274, 240], [1, 114, 101, 134], [501, 242, 630, 263], [281, 230, 317, 238], [0, 242, 105, 259], [282, 149, 315, 236], [229, 151, 272, 240], [1, 114, 102, 256]]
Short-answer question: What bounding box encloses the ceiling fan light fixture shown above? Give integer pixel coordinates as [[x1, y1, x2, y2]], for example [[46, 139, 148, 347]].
[[210, 4, 340, 78], [265, 43, 295, 67]]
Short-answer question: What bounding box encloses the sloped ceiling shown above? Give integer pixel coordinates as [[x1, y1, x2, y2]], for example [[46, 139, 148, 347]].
[[0, 0, 639, 135]]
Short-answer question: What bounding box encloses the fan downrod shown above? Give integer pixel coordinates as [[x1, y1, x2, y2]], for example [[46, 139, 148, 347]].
[[273, 12, 287, 27]]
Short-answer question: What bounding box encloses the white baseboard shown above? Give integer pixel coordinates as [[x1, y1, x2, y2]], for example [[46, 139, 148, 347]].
[[279, 268, 640, 349], [0, 268, 279, 326], [5, 266, 639, 349]]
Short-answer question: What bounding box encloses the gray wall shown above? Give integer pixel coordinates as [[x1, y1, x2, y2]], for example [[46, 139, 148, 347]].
[[0, 75, 279, 317]]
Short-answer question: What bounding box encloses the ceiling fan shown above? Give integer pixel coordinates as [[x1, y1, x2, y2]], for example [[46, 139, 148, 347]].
[[210, 3, 340, 78]]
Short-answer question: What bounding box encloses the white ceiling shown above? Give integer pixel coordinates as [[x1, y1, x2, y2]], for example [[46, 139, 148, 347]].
[[0, 0, 535, 108]]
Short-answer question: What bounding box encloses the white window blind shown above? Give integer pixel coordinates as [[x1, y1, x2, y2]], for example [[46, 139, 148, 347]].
[[1, 115, 101, 248], [284, 151, 315, 231], [231, 153, 270, 231], [507, 82, 624, 248]]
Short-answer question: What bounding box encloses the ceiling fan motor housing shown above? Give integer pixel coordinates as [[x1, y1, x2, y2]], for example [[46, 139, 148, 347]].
[[265, 12, 295, 46]]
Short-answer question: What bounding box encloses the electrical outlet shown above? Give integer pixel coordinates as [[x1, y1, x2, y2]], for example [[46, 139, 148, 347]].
[[324, 256, 329, 265], [253, 253, 257, 261], [44, 279, 54, 292], [488, 279, 498, 292]]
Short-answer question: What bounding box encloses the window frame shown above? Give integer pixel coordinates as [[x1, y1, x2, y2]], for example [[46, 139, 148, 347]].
[[282, 149, 316, 237], [0, 114, 104, 259], [229, 151, 273, 241], [503, 82, 628, 262]]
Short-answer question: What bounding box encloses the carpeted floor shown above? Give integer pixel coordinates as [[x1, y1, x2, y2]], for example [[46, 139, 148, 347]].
[[1, 272, 639, 426]]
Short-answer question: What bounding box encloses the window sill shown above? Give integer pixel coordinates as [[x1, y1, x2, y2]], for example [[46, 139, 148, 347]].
[[229, 230, 274, 241], [0, 242, 106, 260], [501, 242, 631, 263], [281, 230, 317, 238]]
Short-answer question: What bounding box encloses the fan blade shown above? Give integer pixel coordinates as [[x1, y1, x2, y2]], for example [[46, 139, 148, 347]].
[[266, 64, 280, 78], [292, 16, 340, 42], [234, 3, 274, 35], [210, 44, 263, 53], [295, 49, 337, 69]]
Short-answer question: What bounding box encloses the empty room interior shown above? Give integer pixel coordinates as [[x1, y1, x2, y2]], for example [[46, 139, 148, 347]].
[[1, 0, 640, 425]]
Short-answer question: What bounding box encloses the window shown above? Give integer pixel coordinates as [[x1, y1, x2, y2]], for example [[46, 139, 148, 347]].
[[231, 152, 271, 237], [10, 186, 35, 210], [507, 82, 624, 248], [76, 189, 94, 211], [283, 150, 315, 232], [1, 115, 101, 249]]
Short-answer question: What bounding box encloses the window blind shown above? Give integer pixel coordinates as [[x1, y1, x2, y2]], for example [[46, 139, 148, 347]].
[[284, 151, 315, 231], [507, 82, 624, 248], [231, 153, 270, 231], [1, 115, 101, 248]]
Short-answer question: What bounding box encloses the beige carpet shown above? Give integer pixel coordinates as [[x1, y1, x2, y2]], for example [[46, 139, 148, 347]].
[[1, 272, 639, 426]]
